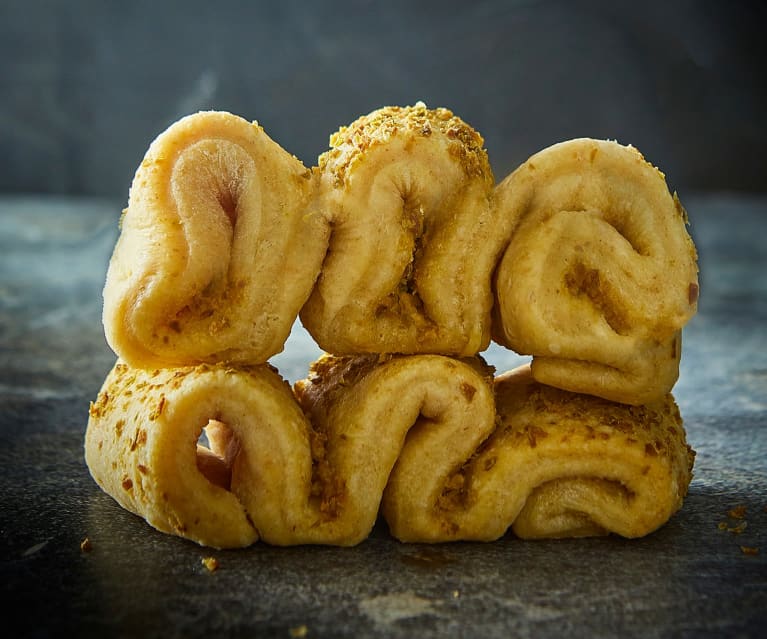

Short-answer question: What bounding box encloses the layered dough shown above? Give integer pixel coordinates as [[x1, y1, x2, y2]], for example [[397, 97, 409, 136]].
[[300, 103, 508, 356], [102, 111, 329, 368], [387, 364, 694, 541], [85, 355, 694, 548], [87, 106, 701, 549], [492, 138, 699, 404]]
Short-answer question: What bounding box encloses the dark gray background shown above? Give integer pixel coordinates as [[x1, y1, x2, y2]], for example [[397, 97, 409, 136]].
[[2, 0, 765, 201]]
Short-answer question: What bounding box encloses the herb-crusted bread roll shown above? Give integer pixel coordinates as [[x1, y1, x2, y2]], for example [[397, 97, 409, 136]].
[[300, 103, 509, 357], [492, 138, 699, 404], [85, 356, 694, 547], [85, 106, 700, 549], [102, 111, 328, 368]]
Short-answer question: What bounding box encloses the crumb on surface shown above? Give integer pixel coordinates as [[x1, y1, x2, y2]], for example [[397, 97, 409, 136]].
[[718, 520, 747, 534], [728, 505, 747, 519], [80, 537, 92, 553], [289, 625, 308, 638], [740, 546, 759, 556], [201, 556, 219, 572]]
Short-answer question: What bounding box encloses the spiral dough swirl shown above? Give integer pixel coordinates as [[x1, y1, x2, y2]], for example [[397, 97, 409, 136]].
[[85, 356, 693, 548], [87, 106, 700, 548], [300, 103, 507, 356], [492, 138, 699, 404], [102, 111, 328, 368]]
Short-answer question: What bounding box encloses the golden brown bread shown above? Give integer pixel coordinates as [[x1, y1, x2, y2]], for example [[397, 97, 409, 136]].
[[85, 361, 310, 548], [86, 107, 700, 549], [102, 111, 328, 368], [492, 138, 699, 404], [300, 103, 509, 356], [84, 355, 498, 547], [85, 356, 694, 547]]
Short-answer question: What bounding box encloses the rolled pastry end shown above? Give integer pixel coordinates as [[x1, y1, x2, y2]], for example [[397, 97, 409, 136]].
[[497, 365, 695, 540], [492, 137, 699, 404], [383, 364, 695, 543], [301, 102, 507, 357], [296, 353, 498, 545], [84, 360, 316, 549], [102, 110, 329, 368]]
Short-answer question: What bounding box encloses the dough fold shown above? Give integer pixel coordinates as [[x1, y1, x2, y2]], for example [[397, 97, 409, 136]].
[[301, 103, 507, 356], [102, 110, 329, 368], [85, 355, 694, 548], [86, 109, 699, 550], [492, 138, 699, 404], [85, 361, 312, 548], [385, 364, 694, 542]]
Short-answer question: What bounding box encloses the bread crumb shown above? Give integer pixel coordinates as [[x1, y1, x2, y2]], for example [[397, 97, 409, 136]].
[[740, 546, 759, 556], [729, 521, 747, 534], [718, 520, 747, 534], [718, 505, 750, 533], [452, 589, 460, 599], [80, 537, 92, 553], [201, 556, 219, 572], [289, 625, 308, 638], [728, 505, 747, 519]]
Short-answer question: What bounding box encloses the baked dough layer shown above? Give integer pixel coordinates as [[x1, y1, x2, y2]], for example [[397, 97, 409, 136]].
[[87, 107, 701, 549], [492, 138, 699, 404], [85, 356, 694, 548], [300, 103, 508, 356], [386, 364, 694, 541], [102, 111, 328, 368]]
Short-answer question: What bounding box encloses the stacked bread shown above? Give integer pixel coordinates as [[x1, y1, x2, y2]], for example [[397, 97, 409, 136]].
[[85, 104, 699, 548]]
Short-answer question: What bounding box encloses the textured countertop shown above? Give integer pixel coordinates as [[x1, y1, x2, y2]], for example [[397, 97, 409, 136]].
[[1, 193, 765, 638]]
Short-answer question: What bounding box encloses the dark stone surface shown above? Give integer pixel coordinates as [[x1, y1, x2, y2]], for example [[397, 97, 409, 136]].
[[1, 194, 765, 638]]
